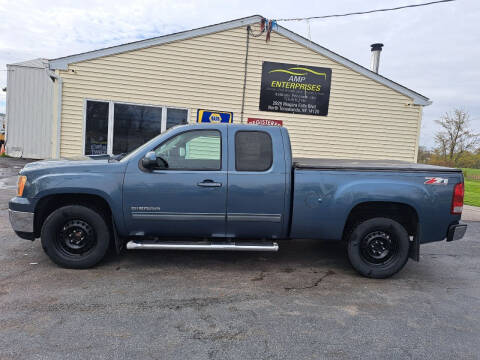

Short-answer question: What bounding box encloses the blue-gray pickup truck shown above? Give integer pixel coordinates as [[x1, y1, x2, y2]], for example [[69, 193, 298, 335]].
[[9, 124, 467, 278]]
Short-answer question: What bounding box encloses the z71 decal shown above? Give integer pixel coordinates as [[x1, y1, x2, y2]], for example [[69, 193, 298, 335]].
[[424, 177, 448, 185]]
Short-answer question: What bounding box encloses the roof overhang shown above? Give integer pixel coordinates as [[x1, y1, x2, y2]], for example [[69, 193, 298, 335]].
[[8, 58, 49, 69], [49, 14, 430, 106], [274, 25, 431, 106], [49, 15, 263, 70]]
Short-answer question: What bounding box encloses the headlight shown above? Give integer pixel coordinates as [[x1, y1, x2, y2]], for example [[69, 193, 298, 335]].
[[17, 175, 27, 197]]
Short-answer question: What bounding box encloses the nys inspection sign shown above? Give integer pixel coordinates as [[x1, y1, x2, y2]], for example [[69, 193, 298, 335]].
[[259, 61, 332, 116]]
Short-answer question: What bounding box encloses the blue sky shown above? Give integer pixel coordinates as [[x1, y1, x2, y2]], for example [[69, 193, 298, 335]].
[[1, 0, 479, 148]]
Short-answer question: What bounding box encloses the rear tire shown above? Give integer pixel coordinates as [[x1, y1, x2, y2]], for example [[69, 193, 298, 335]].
[[41, 205, 110, 269], [347, 217, 409, 278]]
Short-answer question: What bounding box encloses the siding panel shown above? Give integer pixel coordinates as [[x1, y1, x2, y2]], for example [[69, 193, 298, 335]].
[[6, 64, 53, 158], [59, 24, 421, 160]]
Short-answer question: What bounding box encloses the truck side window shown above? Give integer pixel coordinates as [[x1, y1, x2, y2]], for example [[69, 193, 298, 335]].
[[235, 131, 273, 172], [154, 130, 221, 170]]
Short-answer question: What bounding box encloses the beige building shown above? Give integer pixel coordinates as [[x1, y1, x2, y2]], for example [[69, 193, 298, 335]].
[[7, 15, 430, 161]]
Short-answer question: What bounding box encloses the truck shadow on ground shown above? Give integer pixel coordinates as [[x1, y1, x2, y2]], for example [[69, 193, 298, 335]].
[[99, 239, 366, 292], [103, 239, 355, 277]]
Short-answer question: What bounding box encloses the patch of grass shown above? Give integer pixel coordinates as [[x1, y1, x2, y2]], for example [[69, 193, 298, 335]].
[[464, 180, 480, 207], [461, 168, 480, 207], [462, 168, 480, 177]]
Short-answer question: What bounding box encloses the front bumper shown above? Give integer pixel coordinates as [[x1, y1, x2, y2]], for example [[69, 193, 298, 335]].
[[9, 209, 34, 233], [9, 196, 37, 240], [446, 223, 467, 242]]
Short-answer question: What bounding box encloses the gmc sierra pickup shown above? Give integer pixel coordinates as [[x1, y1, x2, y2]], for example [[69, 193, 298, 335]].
[[9, 124, 467, 278]]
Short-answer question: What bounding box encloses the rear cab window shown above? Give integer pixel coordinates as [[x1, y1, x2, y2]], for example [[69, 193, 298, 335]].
[[235, 131, 273, 171]]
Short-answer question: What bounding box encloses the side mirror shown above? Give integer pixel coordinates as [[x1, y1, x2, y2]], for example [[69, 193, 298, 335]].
[[141, 151, 157, 169], [141, 151, 169, 170]]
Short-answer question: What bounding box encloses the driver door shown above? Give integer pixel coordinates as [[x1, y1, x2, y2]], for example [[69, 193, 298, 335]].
[[123, 128, 228, 238]]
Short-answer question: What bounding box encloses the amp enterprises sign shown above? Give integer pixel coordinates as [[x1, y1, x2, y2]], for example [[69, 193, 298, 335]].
[[259, 61, 332, 116]]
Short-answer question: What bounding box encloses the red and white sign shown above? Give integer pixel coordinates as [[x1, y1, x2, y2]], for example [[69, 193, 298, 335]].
[[247, 118, 283, 127]]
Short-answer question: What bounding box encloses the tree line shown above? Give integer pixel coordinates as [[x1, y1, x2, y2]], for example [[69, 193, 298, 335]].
[[418, 109, 479, 168]]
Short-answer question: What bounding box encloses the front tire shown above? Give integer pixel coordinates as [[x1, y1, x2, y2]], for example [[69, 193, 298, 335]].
[[347, 217, 410, 278], [41, 205, 110, 269]]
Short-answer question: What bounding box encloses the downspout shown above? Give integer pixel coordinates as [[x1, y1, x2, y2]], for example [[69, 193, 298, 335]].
[[240, 25, 251, 123], [414, 105, 423, 163], [48, 70, 63, 158]]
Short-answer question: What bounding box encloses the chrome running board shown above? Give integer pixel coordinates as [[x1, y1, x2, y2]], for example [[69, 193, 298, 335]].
[[126, 240, 279, 252]]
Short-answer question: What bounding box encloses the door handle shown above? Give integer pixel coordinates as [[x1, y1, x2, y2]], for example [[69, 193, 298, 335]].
[[197, 179, 222, 187]]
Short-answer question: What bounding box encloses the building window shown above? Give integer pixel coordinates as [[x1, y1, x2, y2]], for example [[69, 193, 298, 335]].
[[154, 130, 221, 170], [166, 108, 188, 129], [113, 103, 162, 154], [85, 100, 109, 155], [235, 131, 273, 172], [84, 100, 188, 156]]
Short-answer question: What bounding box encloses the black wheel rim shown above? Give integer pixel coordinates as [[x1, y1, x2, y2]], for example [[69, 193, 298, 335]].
[[55, 219, 96, 257], [360, 230, 398, 265]]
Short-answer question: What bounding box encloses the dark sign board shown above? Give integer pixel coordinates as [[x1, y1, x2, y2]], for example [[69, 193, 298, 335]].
[[259, 61, 332, 116], [247, 118, 283, 127]]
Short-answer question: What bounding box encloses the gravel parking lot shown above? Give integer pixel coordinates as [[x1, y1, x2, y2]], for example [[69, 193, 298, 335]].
[[1, 158, 479, 360]]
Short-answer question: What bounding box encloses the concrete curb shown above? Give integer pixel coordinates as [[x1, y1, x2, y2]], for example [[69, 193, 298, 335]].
[[462, 205, 480, 222]]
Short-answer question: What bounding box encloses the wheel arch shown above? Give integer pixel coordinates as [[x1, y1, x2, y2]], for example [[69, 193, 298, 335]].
[[342, 201, 420, 260], [34, 193, 114, 238]]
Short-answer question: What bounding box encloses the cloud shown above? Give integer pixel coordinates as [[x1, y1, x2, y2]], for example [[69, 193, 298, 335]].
[[1, 0, 479, 149]]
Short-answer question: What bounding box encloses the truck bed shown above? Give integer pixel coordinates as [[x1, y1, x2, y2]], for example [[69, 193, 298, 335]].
[[293, 158, 462, 173]]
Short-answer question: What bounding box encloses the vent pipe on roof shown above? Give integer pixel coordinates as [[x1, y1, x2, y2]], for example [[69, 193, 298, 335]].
[[370, 43, 384, 73]]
